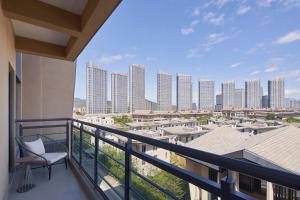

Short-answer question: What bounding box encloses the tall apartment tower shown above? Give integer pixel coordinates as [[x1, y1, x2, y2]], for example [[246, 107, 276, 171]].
[[215, 94, 223, 112], [157, 72, 172, 111], [234, 88, 245, 109], [176, 74, 192, 111], [268, 78, 285, 109], [86, 61, 107, 114], [129, 64, 145, 113], [198, 80, 215, 111], [111, 73, 128, 113], [245, 80, 261, 109], [221, 80, 235, 110]]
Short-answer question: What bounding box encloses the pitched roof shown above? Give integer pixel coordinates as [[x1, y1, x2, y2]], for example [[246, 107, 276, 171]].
[[186, 127, 251, 155], [186, 125, 300, 174]]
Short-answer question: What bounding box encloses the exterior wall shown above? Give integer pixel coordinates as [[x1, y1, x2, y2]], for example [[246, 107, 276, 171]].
[[21, 53, 76, 119], [177, 74, 192, 111], [222, 81, 235, 110], [86, 62, 107, 114], [129, 64, 145, 112], [234, 88, 245, 109], [157, 72, 172, 111], [111, 73, 128, 113], [0, 8, 16, 200], [268, 78, 285, 110], [198, 80, 215, 111], [186, 159, 210, 200], [245, 80, 261, 109]]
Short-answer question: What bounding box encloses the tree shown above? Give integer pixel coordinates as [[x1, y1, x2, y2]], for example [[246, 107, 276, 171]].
[[266, 113, 275, 120]]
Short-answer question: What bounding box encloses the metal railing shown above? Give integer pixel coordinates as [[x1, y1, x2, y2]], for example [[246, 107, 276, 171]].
[[16, 118, 300, 200]]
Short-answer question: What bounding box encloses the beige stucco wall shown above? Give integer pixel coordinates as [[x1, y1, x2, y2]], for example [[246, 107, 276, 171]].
[[21, 53, 76, 119], [0, 6, 16, 200]]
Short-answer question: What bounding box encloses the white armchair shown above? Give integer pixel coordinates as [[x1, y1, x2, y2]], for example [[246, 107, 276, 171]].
[[16, 134, 68, 180]]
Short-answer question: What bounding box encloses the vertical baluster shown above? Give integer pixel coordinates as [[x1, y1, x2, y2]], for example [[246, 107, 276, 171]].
[[94, 128, 99, 187], [79, 123, 83, 167], [124, 138, 132, 200], [220, 170, 236, 200], [66, 121, 69, 150]]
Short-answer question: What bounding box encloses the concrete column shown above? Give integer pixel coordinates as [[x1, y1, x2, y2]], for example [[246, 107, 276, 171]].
[[200, 166, 209, 200], [189, 183, 200, 200], [266, 182, 274, 200]]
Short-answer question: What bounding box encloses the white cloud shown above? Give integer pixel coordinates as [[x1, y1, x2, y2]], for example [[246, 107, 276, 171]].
[[203, 12, 225, 25], [99, 53, 135, 64], [265, 65, 278, 72], [215, 0, 231, 8], [237, 6, 251, 15], [202, 33, 229, 51], [246, 42, 265, 54], [181, 20, 199, 35], [186, 48, 203, 58], [276, 30, 300, 44], [231, 62, 241, 68], [286, 89, 300, 95], [250, 70, 261, 75], [146, 56, 157, 61], [257, 0, 275, 7], [192, 7, 201, 16], [279, 0, 300, 8]]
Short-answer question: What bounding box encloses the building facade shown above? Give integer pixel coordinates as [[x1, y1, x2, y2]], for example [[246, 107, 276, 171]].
[[86, 62, 107, 114], [111, 73, 128, 113], [157, 72, 172, 111], [245, 80, 261, 109], [129, 64, 145, 113], [268, 78, 285, 110], [215, 94, 223, 112], [198, 80, 215, 111], [262, 95, 269, 109], [221, 81, 235, 110], [234, 88, 245, 109], [176, 74, 192, 111]]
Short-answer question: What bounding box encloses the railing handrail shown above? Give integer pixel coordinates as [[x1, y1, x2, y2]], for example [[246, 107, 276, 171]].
[[72, 118, 300, 191], [16, 118, 300, 193], [15, 118, 70, 123]]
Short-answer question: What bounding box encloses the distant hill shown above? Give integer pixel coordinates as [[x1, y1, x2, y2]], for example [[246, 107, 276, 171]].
[[74, 98, 86, 108]]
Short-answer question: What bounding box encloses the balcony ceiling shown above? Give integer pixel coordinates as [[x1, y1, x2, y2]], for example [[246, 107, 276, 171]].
[[2, 0, 121, 61]]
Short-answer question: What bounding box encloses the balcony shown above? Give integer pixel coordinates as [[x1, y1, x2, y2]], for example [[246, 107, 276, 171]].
[[10, 118, 300, 200]]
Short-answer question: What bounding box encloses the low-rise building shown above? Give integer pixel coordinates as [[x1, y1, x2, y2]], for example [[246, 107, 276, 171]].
[[162, 126, 208, 144], [185, 126, 300, 200]]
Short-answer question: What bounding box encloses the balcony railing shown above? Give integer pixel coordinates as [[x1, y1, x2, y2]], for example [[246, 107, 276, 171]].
[[16, 118, 300, 200]]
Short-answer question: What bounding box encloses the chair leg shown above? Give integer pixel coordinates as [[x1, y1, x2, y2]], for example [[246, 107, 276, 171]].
[[64, 158, 68, 169], [48, 166, 52, 180]]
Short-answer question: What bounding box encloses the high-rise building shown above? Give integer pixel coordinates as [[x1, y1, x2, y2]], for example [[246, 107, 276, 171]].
[[157, 72, 172, 111], [111, 73, 128, 113], [285, 98, 300, 110], [245, 80, 261, 109], [262, 95, 269, 109], [221, 80, 235, 110], [234, 88, 245, 109], [86, 61, 107, 114], [129, 64, 145, 113], [198, 80, 214, 111], [176, 74, 192, 111], [268, 78, 285, 110], [215, 94, 223, 112]]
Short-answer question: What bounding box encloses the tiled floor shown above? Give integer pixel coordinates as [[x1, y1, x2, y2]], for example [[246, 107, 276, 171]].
[[8, 164, 90, 200]]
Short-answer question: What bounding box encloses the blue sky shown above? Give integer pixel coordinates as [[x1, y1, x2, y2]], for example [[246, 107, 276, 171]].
[[75, 0, 300, 104]]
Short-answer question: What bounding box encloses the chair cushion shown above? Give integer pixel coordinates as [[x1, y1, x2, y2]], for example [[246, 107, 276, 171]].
[[24, 138, 45, 156], [43, 152, 67, 164]]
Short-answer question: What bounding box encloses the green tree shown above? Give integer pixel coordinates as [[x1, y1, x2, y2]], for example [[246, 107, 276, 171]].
[[266, 113, 275, 120]]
